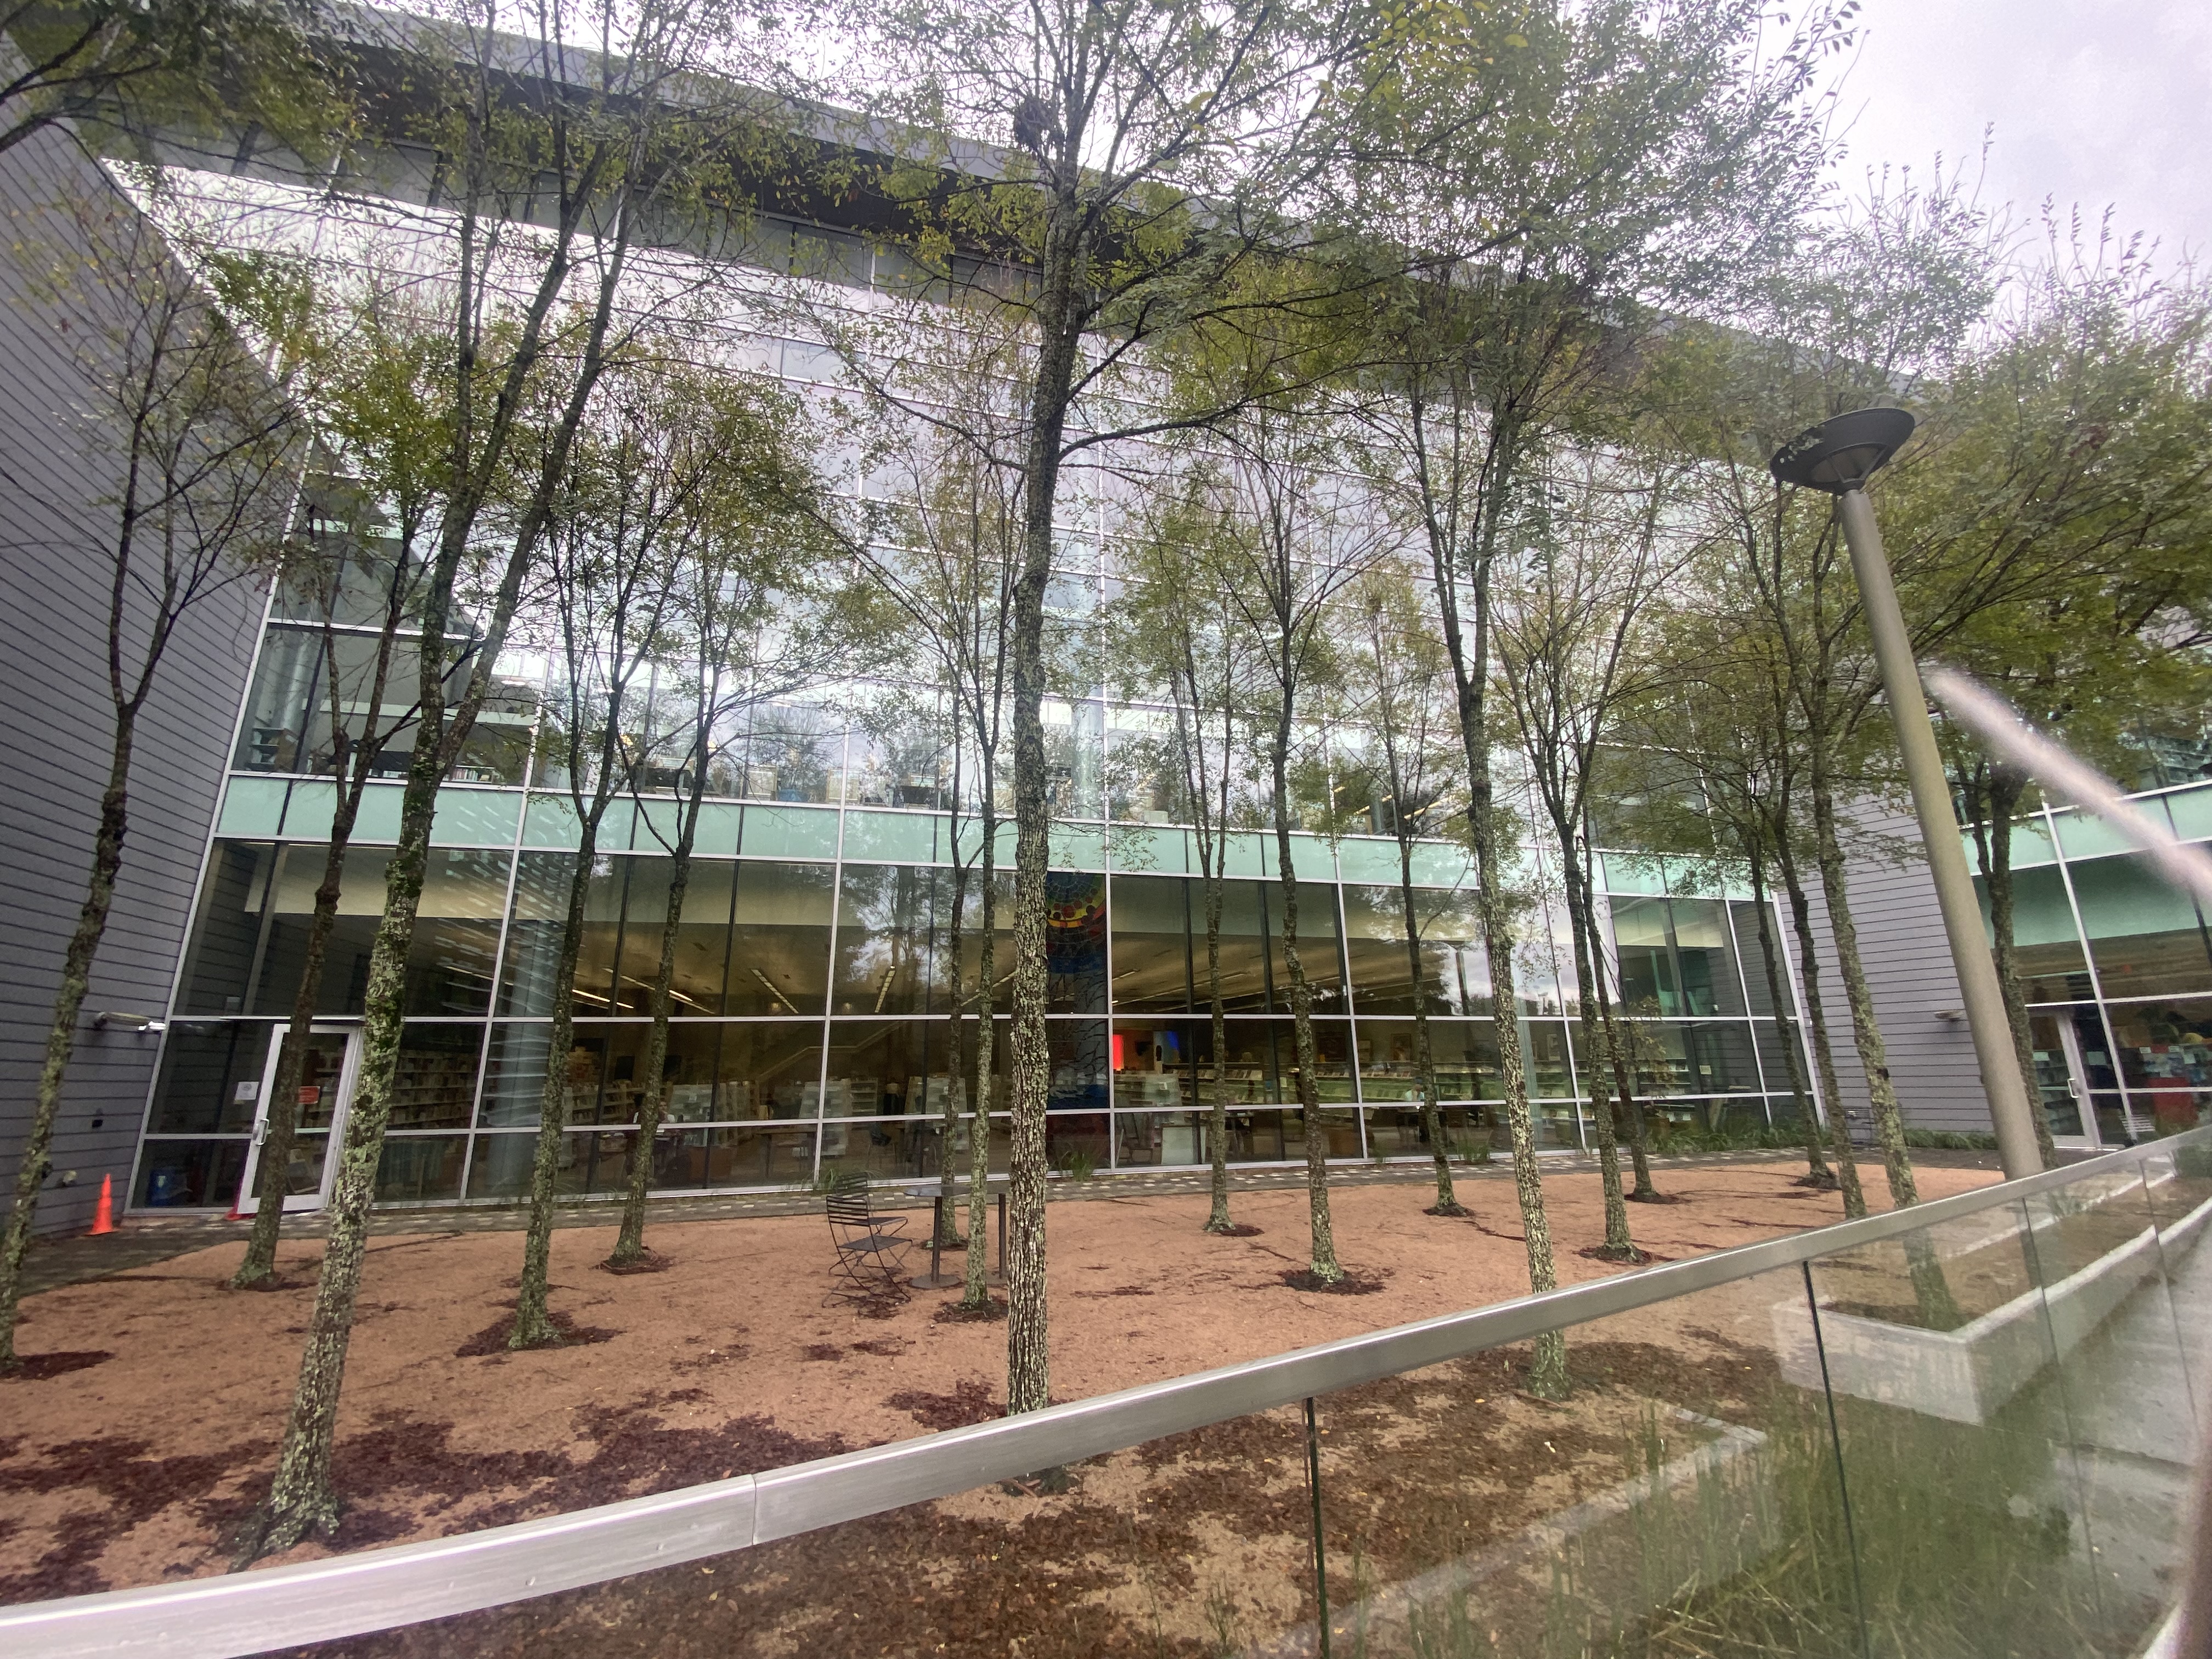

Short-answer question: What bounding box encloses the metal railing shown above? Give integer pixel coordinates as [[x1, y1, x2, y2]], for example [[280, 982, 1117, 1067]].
[[4, 1125, 2207, 1658]]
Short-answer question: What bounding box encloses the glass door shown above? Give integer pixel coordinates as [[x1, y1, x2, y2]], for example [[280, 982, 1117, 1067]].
[[235, 1026, 360, 1213], [2028, 1011, 2091, 1143]]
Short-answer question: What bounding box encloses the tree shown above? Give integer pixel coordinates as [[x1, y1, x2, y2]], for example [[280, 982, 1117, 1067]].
[[236, 0, 778, 1555], [0, 0, 325, 163], [507, 359, 708, 1348], [1110, 475, 1265, 1235], [1344, 0, 1838, 1395], [606, 364, 848, 1270], [839, 0, 1395, 1415], [1606, 612, 1860, 1204], [0, 171, 303, 1366], [1493, 449, 1685, 1256], [1335, 562, 1472, 1216], [1205, 397, 1386, 1284], [1912, 230, 2212, 1158], [230, 285, 455, 1292], [862, 368, 1023, 1311], [1640, 165, 2006, 1214]]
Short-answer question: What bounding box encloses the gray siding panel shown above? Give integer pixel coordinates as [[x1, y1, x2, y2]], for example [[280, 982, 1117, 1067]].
[[0, 128, 267, 1233], [1795, 804, 1994, 1141]]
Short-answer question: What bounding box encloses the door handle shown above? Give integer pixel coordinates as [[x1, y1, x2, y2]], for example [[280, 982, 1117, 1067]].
[[252, 1118, 270, 1146]]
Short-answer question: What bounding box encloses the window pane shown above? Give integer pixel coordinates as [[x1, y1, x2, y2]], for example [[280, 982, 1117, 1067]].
[[132, 1138, 249, 1209], [1045, 871, 1109, 1013], [1111, 1018, 1204, 1108], [834, 863, 954, 1017], [1210, 879, 1273, 1012], [404, 849, 510, 1015], [1048, 1018, 1111, 1109], [1611, 895, 1677, 1014], [824, 1018, 951, 1118], [729, 859, 834, 1016], [179, 843, 277, 1014], [498, 853, 617, 1016], [2068, 853, 2212, 997], [374, 1134, 466, 1202], [612, 857, 734, 1016], [148, 1020, 271, 1133], [2104, 997, 2212, 1132], [2004, 864, 2094, 1002], [388, 1022, 483, 1129], [1108, 873, 1191, 1013], [1271, 881, 1346, 1013], [1355, 1017, 1502, 1102], [729, 698, 842, 804], [1729, 898, 1787, 1015], [1671, 897, 1744, 1015]]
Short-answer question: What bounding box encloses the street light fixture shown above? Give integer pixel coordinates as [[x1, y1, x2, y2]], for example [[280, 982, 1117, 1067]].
[[1769, 408, 2043, 1182]]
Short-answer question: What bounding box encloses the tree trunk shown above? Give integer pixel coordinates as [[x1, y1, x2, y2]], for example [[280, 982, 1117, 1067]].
[[1272, 740, 1340, 1283], [938, 845, 971, 1249], [239, 736, 444, 1556], [513, 808, 612, 1347], [1203, 857, 1235, 1232], [1003, 219, 1081, 1419], [1398, 843, 1462, 1216], [1579, 803, 1656, 1200], [1809, 769, 1919, 1208], [1590, 953, 1658, 1198], [0, 716, 134, 1367], [962, 824, 996, 1310], [233, 821, 352, 1289], [1778, 837, 1867, 1218], [1558, 841, 1637, 1259], [611, 771, 708, 1267], [1978, 766, 2054, 1168], [1467, 760, 1566, 1395], [1419, 416, 1565, 1397], [1748, 843, 1833, 1189]]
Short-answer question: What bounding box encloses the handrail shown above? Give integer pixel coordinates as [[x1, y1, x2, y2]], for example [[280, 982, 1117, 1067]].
[[5, 1127, 2204, 1658]]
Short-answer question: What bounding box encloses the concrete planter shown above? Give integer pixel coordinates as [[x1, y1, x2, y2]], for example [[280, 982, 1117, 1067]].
[[1774, 1186, 2212, 1425]]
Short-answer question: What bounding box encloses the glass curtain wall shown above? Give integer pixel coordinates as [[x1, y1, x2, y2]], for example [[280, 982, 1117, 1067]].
[[1985, 783, 2212, 1148], [138, 774, 1822, 1212]]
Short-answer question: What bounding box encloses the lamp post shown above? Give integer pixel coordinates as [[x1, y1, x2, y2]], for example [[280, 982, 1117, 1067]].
[[1769, 409, 2042, 1181]]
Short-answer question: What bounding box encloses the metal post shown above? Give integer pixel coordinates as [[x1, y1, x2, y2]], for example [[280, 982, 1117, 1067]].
[[1833, 486, 2042, 1179], [996, 1188, 1007, 1277]]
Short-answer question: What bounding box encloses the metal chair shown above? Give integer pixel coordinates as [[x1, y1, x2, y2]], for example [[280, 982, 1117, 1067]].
[[825, 1174, 911, 1305]]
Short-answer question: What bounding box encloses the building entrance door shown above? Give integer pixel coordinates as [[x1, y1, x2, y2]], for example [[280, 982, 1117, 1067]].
[[2028, 1011, 2092, 1145], [235, 1026, 360, 1214]]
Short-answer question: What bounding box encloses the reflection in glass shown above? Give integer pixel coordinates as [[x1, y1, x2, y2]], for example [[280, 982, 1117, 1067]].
[[1341, 883, 1489, 1015], [2069, 852, 2212, 997], [728, 861, 835, 1015], [1108, 873, 1193, 1012], [374, 1135, 466, 1202], [148, 1021, 272, 1134]]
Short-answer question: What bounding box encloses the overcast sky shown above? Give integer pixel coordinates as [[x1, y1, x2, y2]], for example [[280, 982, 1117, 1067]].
[[1827, 0, 2209, 269]]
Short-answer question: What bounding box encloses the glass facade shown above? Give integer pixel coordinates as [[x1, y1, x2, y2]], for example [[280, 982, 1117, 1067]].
[[135, 770, 1826, 1212], [1988, 783, 2212, 1148]]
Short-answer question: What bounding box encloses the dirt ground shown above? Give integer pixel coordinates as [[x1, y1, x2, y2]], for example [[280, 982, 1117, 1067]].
[[0, 1159, 1996, 1607]]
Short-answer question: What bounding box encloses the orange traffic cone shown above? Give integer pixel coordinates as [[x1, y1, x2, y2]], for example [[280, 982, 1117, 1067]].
[[89, 1173, 115, 1236]]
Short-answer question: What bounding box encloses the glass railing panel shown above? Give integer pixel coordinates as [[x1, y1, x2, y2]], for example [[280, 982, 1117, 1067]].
[[1310, 1265, 1860, 1658], [2141, 1139, 2212, 1415], [2018, 1163, 2198, 1649], [1807, 1194, 2129, 1658], [262, 1403, 1323, 1657]]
